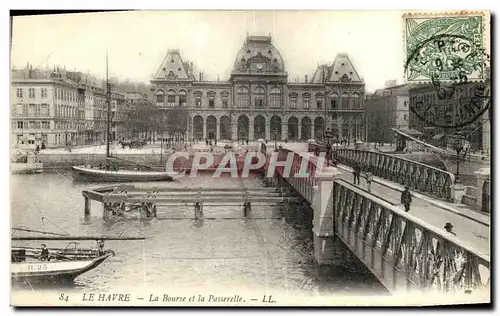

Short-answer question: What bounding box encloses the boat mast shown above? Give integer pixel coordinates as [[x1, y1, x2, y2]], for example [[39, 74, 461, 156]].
[[106, 52, 111, 159]]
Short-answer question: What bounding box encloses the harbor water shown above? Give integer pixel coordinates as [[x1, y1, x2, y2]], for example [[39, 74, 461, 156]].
[[11, 171, 387, 300]]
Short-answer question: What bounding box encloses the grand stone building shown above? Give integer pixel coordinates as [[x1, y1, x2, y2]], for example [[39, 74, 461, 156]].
[[150, 35, 365, 142]]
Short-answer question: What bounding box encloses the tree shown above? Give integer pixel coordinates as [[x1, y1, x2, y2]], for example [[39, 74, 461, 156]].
[[165, 106, 188, 142], [123, 100, 159, 140]]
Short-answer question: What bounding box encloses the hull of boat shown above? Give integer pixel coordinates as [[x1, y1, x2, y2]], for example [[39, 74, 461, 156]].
[[11, 253, 111, 283], [11, 163, 43, 174], [72, 166, 173, 182]]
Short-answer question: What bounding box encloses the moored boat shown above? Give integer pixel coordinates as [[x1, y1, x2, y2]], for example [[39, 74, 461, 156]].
[[11, 251, 112, 283], [72, 165, 174, 182], [11, 227, 145, 284]]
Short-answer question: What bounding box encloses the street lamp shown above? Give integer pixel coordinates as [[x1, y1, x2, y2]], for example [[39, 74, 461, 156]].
[[453, 131, 467, 183]]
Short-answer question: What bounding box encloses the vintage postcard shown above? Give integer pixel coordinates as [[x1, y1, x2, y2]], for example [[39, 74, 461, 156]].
[[9, 10, 491, 307]]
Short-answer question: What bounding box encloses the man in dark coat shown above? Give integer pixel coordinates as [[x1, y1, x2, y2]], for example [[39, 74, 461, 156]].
[[401, 186, 412, 212], [40, 244, 49, 261], [353, 163, 361, 185]]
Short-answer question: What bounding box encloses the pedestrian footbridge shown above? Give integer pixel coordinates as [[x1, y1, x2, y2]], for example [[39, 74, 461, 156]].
[[270, 145, 490, 298]]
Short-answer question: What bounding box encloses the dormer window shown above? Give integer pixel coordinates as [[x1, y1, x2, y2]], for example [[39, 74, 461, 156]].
[[335, 71, 339, 74], [178, 68, 181, 71], [171, 59, 174, 63], [341, 63, 345, 66], [162, 68, 166, 71]]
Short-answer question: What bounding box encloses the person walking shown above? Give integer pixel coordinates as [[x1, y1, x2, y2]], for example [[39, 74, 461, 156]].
[[401, 186, 412, 212], [365, 171, 373, 192], [353, 163, 361, 185]]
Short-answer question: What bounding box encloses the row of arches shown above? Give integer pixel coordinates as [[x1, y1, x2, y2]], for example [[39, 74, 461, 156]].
[[192, 115, 325, 141]]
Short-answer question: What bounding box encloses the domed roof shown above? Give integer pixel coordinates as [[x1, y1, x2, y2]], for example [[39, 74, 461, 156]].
[[232, 35, 285, 74]]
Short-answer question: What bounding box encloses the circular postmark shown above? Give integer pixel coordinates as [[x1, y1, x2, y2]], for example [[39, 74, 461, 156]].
[[405, 34, 490, 128]]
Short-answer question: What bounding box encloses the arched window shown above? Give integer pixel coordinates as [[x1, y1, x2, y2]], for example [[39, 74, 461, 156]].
[[207, 91, 216, 108], [341, 92, 350, 109], [316, 93, 324, 109], [221, 92, 229, 109], [167, 89, 176, 107], [179, 90, 187, 106], [330, 92, 338, 109], [270, 87, 281, 108], [303, 93, 310, 109], [156, 90, 164, 106], [254, 86, 265, 107], [352, 92, 360, 109], [194, 91, 202, 108], [237, 86, 249, 108]]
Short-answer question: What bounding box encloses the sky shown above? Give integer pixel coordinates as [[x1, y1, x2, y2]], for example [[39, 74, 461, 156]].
[[11, 11, 405, 92]]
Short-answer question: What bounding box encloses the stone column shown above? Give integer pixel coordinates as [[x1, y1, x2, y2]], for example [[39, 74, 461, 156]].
[[248, 116, 254, 141], [282, 121, 288, 141], [265, 122, 271, 141], [311, 123, 315, 139], [231, 118, 238, 141], [475, 167, 490, 211], [216, 118, 220, 140], [203, 122, 207, 140], [311, 166, 342, 265], [298, 123, 302, 141]]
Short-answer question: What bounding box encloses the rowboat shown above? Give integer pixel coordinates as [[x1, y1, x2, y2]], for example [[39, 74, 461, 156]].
[[11, 228, 145, 284], [72, 165, 173, 182], [11, 251, 112, 283]]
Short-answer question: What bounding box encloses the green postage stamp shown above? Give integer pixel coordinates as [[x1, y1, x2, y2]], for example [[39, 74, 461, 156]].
[[404, 11, 490, 83]]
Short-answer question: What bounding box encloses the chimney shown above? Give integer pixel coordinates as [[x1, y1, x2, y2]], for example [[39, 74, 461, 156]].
[[305, 74, 308, 83]]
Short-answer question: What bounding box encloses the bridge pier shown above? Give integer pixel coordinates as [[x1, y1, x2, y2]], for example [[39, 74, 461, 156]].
[[84, 196, 91, 220], [311, 166, 342, 265]]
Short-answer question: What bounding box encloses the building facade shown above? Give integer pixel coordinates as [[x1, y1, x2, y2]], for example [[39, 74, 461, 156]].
[[11, 67, 127, 148], [11, 69, 86, 148], [150, 35, 366, 142], [365, 84, 410, 143]]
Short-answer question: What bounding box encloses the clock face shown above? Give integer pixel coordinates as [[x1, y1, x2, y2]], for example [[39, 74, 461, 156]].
[[256, 63, 263, 70]]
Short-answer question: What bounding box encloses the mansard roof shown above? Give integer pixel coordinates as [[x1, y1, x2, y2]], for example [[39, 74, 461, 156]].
[[327, 53, 363, 83], [310, 64, 330, 84], [154, 49, 195, 81]]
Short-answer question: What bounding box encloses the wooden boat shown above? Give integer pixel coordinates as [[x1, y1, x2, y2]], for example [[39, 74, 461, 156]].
[[11, 228, 145, 283], [71, 55, 175, 183], [11, 251, 112, 283], [72, 165, 173, 182]]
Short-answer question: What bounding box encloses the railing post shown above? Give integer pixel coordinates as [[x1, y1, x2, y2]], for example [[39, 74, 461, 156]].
[[311, 165, 342, 265]]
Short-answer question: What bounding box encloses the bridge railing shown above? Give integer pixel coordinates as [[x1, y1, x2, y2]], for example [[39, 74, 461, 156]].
[[335, 149, 456, 202], [274, 148, 318, 203], [333, 179, 489, 294]]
